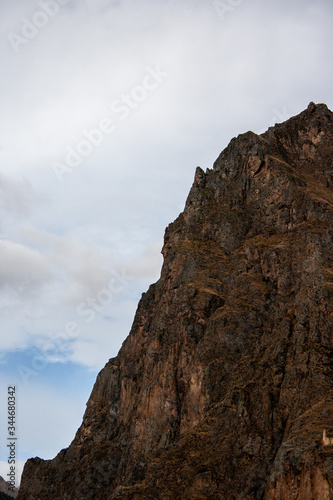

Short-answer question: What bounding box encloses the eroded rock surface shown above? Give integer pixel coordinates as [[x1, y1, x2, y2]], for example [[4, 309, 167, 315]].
[[0, 475, 18, 500], [18, 103, 333, 499]]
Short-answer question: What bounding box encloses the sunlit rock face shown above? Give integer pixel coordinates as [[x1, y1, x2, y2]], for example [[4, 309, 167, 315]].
[[18, 103, 333, 499]]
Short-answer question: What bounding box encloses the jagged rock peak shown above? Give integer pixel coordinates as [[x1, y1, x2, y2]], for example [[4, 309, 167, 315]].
[[212, 101, 332, 177], [18, 103, 333, 500]]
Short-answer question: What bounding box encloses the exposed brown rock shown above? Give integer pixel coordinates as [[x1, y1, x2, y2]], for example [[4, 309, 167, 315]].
[[17, 102, 333, 499], [0, 476, 18, 499]]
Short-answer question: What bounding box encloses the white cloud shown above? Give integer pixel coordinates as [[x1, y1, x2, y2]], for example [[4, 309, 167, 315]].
[[0, 174, 37, 218], [0, 239, 52, 290]]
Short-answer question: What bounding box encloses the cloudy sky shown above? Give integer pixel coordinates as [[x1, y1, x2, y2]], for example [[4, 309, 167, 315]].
[[0, 0, 332, 486]]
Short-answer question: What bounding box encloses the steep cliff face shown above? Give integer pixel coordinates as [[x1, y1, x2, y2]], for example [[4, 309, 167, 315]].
[[18, 103, 333, 499]]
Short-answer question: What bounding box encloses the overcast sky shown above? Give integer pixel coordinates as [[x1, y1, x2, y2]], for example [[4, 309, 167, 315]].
[[0, 0, 332, 486]]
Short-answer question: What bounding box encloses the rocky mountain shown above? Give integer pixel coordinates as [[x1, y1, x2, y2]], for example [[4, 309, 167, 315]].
[[0, 493, 15, 500], [0, 476, 18, 499], [17, 102, 333, 499]]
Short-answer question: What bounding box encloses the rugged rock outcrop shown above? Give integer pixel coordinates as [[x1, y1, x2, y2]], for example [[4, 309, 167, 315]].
[[18, 103, 333, 499], [0, 476, 18, 499], [0, 493, 15, 500]]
